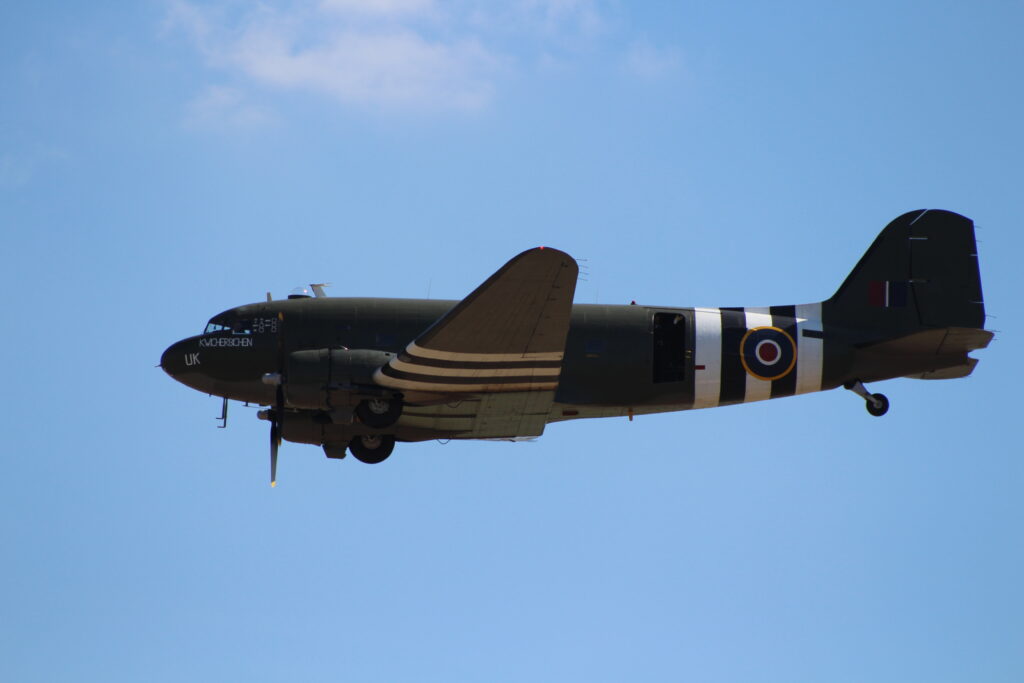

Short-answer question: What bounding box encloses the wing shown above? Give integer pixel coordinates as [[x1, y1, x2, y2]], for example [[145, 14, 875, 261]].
[[374, 247, 578, 438]]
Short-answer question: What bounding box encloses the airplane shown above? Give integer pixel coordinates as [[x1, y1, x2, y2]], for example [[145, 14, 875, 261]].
[[161, 209, 992, 486]]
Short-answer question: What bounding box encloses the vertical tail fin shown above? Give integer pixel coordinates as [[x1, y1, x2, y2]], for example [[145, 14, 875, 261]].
[[824, 209, 986, 339]]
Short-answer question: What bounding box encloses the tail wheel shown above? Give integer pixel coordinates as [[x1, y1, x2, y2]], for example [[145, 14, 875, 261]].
[[356, 397, 403, 428], [349, 434, 395, 464], [866, 393, 889, 417]]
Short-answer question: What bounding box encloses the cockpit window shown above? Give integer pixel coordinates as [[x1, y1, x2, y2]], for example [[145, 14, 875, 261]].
[[203, 319, 252, 335]]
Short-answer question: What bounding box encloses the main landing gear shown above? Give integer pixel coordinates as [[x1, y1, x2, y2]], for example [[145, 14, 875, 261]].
[[348, 434, 396, 464], [322, 434, 396, 464], [320, 398, 403, 465], [844, 380, 889, 417], [355, 397, 403, 428]]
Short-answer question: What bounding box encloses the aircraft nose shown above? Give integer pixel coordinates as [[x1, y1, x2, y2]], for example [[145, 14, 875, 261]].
[[160, 338, 201, 381]]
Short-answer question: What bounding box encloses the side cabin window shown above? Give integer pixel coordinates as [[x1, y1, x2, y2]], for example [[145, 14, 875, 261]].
[[652, 312, 687, 383]]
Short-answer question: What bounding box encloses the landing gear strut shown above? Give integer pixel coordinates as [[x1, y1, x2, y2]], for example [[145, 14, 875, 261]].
[[844, 380, 889, 417]]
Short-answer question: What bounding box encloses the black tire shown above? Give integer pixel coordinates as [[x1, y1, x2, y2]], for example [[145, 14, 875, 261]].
[[866, 393, 889, 417], [349, 434, 395, 464], [355, 397, 403, 428]]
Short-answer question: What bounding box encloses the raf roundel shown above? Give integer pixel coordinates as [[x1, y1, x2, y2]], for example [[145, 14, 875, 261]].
[[740, 326, 797, 381]]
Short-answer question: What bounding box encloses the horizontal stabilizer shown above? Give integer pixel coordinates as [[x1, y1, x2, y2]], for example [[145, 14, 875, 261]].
[[851, 327, 994, 382], [860, 327, 994, 355], [905, 358, 979, 380]]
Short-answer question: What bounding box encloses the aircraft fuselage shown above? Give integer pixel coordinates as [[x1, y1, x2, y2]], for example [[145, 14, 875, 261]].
[[162, 296, 906, 431]]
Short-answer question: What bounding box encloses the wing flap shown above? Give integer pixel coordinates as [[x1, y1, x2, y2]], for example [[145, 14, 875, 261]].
[[397, 390, 555, 438]]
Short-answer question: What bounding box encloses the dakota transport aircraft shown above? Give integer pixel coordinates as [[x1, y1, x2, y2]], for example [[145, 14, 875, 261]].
[[162, 210, 992, 485]]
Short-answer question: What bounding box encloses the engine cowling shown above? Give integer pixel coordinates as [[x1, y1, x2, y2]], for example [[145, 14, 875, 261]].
[[283, 348, 396, 412]]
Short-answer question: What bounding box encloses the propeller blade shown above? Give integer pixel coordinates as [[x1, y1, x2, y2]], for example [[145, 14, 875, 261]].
[[269, 312, 286, 488], [270, 420, 279, 488], [270, 383, 284, 488]]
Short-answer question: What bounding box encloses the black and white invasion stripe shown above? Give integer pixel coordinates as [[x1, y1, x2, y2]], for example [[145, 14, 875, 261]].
[[373, 342, 564, 393], [692, 303, 824, 409]]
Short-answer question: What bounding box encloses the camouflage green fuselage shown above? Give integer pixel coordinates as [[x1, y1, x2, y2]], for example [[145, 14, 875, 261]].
[[163, 296, 866, 432]]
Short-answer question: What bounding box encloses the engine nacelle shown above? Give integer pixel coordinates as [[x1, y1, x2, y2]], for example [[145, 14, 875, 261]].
[[258, 407, 351, 446], [284, 348, 396, 411]]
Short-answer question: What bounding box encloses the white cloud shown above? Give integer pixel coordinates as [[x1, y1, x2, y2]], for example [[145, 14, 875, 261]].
[[164, 0, 213, 45], [183, 85, 276, 130], [319, 0, 435, 17], [170, 1, 500, 112], [167, 1, 682, 118], [224, 22, 497, 109], [623, 41, 682, 80], [516, 0, 604, 36], [460, 0, 604, 41]]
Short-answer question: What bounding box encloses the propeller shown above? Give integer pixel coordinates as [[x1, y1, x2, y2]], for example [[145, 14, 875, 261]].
[[270, 384, 283, 487], [268, 311, 286, 487]]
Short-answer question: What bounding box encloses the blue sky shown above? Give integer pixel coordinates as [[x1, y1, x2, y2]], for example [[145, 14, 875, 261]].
[[2, 1, 1022, 681]]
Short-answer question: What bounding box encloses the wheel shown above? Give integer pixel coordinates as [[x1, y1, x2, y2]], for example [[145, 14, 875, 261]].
[[356, 397, 403, 428], [349, 434, 395, 464], [866, 393, 889, 417]]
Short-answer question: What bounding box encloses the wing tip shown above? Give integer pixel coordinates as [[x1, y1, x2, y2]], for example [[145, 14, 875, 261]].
[[522, 245, 571, 259]]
